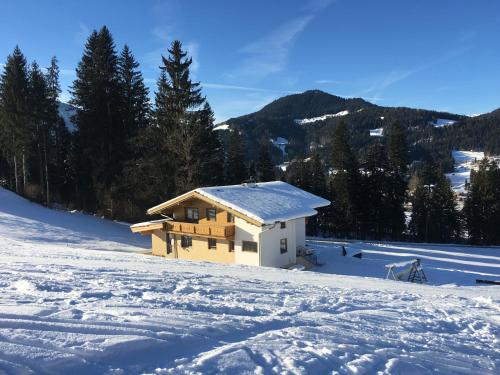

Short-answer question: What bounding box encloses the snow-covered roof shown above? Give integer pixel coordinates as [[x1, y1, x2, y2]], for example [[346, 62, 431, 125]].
[[148, 181, 330, 225], [130, 218, 172, 229]]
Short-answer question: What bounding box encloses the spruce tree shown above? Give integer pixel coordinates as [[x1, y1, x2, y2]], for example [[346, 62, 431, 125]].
[[0, 46, 30, 193], [225, 129, 248, 184], [70, 26, 124, 214], [154, 40, 215, 194], [306, 153, 327, 235], [115, 45, 152, 217], [409, 166, 459, 243], [28, 61, 50, 201], [464, 159, 500, 245], [256, 138, 275, 182], [199, 103, 225, 185], [328, 121, 361, 237], [386, 121, 408, 174], [385, 121, 408, 239], [44, 56, 64, 205], [118, 45, 149, 141], [361, 142, 391, 239]]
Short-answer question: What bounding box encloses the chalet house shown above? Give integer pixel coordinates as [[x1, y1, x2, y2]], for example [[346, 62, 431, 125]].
[[130, 181, 330, 268]]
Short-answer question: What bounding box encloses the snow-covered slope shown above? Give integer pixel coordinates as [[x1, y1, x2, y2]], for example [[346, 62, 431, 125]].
[[445, 150, 485, 194], [369, 127, 383, 137], [0, 188, 499, 374], [213, 123, 229, 131], [58, 101, 77, 132], [294, 110, 349, 125], [430, 118, 457, 127]]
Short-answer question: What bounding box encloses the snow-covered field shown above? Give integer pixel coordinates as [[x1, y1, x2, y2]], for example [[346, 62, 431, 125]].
[[0, 188, 499, 374], [309, 239, 500, 286]]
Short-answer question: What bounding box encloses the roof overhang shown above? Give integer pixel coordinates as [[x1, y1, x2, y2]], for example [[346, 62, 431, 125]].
[[147, 190, 264, 227]]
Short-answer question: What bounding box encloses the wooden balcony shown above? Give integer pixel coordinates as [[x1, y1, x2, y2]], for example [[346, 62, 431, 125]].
[[165, 221, 235, 239]]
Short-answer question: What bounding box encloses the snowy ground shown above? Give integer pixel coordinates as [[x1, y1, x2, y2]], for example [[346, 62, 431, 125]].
[[309, 239, 500, 286], [0, 188, 499, 374]]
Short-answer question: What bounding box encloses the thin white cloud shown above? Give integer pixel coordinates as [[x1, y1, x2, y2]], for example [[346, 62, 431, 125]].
[[60, 68, 75, 77], [359, 46, 473, 98], [185, 42, 200, 76], [235, 0, 334, 79], [315, 79, 346, 85], [203, 82, 297, 94], [75, 23, 90, 45], [151, 26, 171, 42], [214, 93, 281, 123]]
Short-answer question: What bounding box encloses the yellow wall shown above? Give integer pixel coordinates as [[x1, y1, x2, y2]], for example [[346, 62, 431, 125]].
[[151, 230, 167, 257], [174, 234, 235, 264]]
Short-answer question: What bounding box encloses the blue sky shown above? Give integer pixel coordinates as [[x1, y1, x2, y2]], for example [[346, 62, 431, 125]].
[[1, 0, 499, 122]]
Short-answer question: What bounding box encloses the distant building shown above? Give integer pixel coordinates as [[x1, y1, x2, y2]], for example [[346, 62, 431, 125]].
[[131, 181, 329, 268]]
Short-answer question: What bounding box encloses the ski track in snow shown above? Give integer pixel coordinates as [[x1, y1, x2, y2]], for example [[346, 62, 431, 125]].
[[0, 188, 499, 374]]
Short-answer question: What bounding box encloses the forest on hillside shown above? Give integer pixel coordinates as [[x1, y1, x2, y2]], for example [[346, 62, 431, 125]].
[[0, 26, 499, 245]]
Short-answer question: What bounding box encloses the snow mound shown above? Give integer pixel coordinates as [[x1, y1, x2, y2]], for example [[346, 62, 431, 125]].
[[295, 110, 349, 125]]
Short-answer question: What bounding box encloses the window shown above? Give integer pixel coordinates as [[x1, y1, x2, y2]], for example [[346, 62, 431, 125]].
[[242, 241, 258, 252], [208, 238, 217, 249], [167, 234, 172, 254], [280, 238, 287, 253], [280, 221, 286, 229], [185, 207, 199, 221], [229, 241, 234, 252], [181, 235, 192, 248], [206, 208, 216, 221], [227, 212, 235, 223]]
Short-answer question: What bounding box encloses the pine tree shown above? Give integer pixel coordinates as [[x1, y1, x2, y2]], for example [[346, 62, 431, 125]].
[[115, 45, 152, 217], [154, 40, 212, 194], [306, 153, 327, 235], [386, 121, 408, 174], [70, 26, 125, 214], [361, 142, 391, 239], [0, 46, 30, 193], [44, 56, 64, 205], [28, 61, 49, 201], [409, 166, 459, 243], [195, 103, 225, 186], [225, 129, 248, 184], [464, 159, 500, 245], [285, 157, 311, 191], [409, 178, 429, 241], [331, 121, 357, 172], [256, 138, 275, 182], [328, 121, 361, 237], [308, 153, 326, 197], [385, 121, 408, 239], [118, 45, 149, 141]]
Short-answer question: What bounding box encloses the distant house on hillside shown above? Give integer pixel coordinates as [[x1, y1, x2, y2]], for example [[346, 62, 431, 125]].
[[131, 181, 329, 268]]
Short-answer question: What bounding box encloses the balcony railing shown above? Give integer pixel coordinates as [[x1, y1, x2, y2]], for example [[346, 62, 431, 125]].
[[165, 221, 235, 239]]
